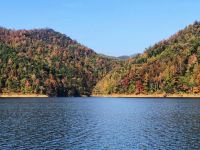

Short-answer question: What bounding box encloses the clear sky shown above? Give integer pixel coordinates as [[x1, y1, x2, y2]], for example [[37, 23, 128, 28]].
[[0, 0, 199, 56]]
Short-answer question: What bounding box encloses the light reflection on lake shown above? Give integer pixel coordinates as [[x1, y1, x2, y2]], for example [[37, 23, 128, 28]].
[[0, 98, 200, 149]]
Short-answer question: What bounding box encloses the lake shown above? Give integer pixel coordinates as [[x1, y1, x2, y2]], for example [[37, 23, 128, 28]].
[[0, 98, 200, 149]]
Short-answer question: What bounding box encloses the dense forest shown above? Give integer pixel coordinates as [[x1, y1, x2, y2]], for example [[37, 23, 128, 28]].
[[0, 28, 119, 96], [93, 21, 200, 95], [0, 22, 200, 96]]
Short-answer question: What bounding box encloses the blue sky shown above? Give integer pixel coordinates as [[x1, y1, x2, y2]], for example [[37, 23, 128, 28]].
[[0, 0, 199, 56]]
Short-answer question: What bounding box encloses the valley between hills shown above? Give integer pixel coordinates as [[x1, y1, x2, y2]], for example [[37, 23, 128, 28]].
[[0, 21, 200, 97]]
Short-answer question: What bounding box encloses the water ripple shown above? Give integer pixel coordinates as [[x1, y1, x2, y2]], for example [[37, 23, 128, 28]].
[[0, 98, 200, 149]]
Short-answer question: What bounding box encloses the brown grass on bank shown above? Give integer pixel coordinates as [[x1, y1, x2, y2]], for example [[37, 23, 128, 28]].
[[92, 93, 200, 98], [0, 93, 48, 98]]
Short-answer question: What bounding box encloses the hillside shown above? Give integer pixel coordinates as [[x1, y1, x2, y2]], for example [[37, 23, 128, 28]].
[[0, 28, 119, 96], [93, 21, 200, 95]]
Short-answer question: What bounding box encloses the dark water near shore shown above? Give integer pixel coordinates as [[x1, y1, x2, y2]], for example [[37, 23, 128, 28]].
[[0, 98, 200, 149]]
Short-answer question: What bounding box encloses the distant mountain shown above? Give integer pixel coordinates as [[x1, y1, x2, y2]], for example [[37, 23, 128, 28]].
[[99, 54, 134, 60], [117, 55, 130, 60], [0, 28, 118, 96], [93, 21, 200, 95]]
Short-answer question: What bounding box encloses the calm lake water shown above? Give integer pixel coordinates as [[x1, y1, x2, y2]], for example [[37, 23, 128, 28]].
[[0, 98, 200, 150]]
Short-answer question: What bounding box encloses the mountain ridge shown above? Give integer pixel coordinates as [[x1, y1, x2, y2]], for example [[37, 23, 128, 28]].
[[0, 27, 119, 96], [93, 21, 200, 95], [0, 21, 200, 97]]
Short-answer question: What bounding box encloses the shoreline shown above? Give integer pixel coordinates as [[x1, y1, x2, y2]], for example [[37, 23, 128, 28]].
[[0, 93, 200, 98], [0, 94, 48, 98], [92, 94, 200, 98]]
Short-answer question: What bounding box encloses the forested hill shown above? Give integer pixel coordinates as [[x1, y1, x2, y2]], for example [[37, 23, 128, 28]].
[[1, 22, 200, 97], [93, 21, 200, 95], [0, 28, 119, 96]]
